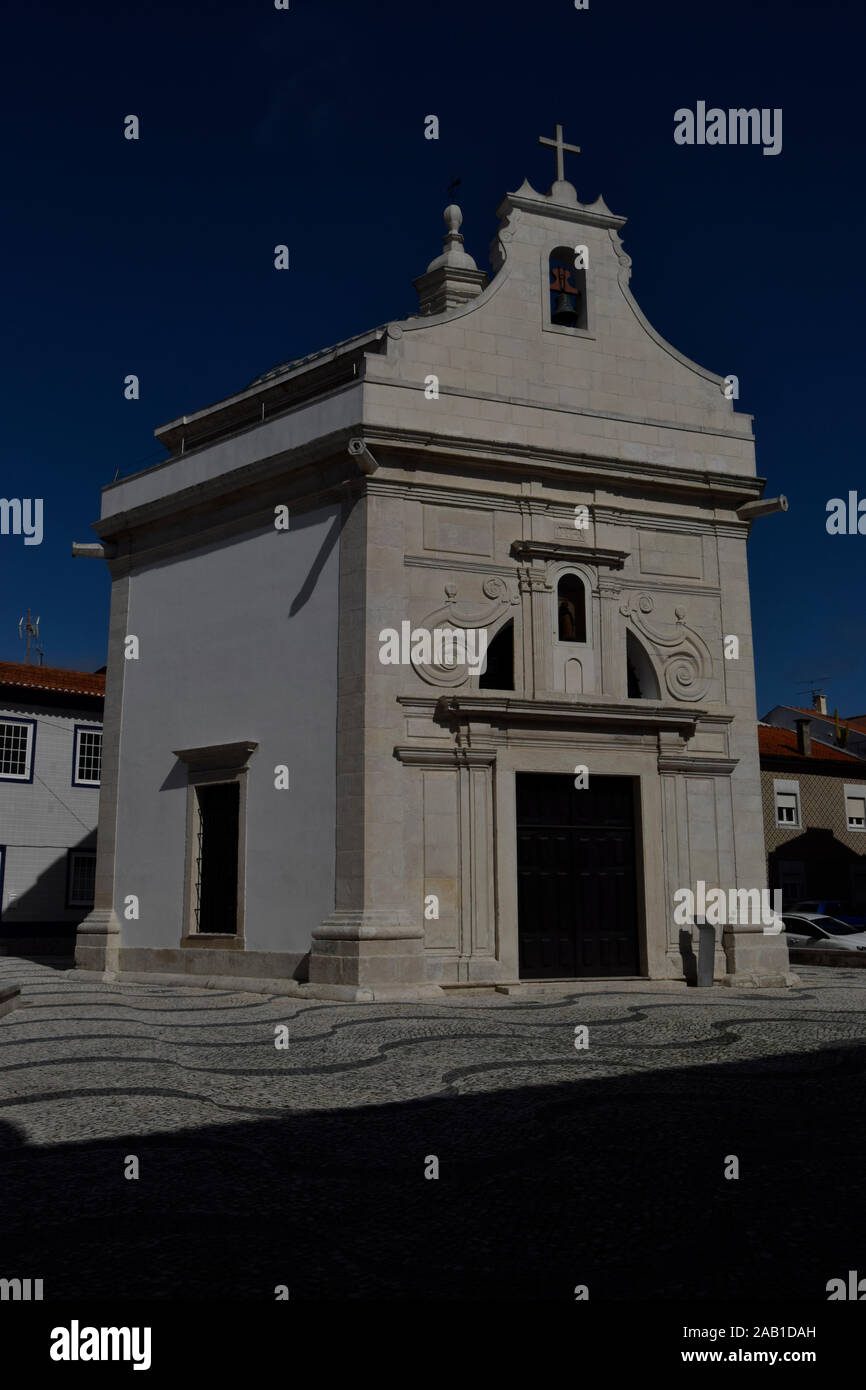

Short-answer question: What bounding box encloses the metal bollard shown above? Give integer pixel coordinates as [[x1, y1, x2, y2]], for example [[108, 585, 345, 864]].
[[697, 923, 715, 988]]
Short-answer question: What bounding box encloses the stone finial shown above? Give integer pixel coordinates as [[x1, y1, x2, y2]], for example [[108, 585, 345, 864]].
[[413, 204, 488, 316], [425, 205, 477, 272]]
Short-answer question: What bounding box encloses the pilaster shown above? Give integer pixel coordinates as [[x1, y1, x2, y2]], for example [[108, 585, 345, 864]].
[[517, 563, 552, 697], [598, 577, 626, 699], [75, 570, 129, 973], [309, 485, 442, 997]]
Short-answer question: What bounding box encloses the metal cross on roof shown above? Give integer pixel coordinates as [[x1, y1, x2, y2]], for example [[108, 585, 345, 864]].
[[538, 123, 581, 183]]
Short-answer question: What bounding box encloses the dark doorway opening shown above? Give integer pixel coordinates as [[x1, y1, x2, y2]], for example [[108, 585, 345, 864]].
[[516, 772, 640, 978], [195, 782, 240, 935]]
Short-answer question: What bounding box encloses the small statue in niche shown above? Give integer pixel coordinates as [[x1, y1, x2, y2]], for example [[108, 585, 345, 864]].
[[558, 597, 579, 641], [557, 574, 586, 642]]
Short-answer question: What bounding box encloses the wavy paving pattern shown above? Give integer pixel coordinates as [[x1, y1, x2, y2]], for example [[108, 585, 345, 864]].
[[2, 959, 866, 1300]]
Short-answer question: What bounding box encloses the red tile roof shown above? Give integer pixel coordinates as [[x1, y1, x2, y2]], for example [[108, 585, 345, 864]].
[[786, 705, 839, 722], [785, 705, 864, 727], [0, 661, 105, 699], [758, 723, 861, 762]]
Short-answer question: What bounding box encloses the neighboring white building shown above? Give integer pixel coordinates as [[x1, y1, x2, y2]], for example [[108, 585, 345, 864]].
[[75, 132, 792, 996], [0, 661, 104, 954]]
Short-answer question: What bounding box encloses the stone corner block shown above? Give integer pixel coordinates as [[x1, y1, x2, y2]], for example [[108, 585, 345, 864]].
[[720, 970, 801, 989], [74, 907, 122, 974], [309, 909, 426, 990]]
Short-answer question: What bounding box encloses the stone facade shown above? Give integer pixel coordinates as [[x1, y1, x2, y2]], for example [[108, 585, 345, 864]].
[[75, 155, 792, 996]]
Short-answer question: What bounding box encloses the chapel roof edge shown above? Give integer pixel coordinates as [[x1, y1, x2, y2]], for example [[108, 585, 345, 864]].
[[496, 180, 627, 231]]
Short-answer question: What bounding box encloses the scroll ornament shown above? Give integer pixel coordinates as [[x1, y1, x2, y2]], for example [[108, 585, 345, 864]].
[[619, 593, 713, 702], [609, 226, 633, 286], [411, 577, 517, 687]]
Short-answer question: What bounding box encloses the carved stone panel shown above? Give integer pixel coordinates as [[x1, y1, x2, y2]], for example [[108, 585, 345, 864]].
[[639, 530, 703, 579], [422, 769, 460, 951], [423, 506, 493, 557], [619, 593, 713, 703], [410, 577, 518, 687]]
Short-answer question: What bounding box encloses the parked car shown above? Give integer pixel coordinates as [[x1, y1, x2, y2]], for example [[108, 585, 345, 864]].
[[791, 900, 866, 928], [782, 913, 866, 951]]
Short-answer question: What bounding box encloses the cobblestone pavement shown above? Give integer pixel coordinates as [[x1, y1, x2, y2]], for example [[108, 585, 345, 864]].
[[2, 957, 866, 1300]]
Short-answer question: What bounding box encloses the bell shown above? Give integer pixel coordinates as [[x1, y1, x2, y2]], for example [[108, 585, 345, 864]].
[[551, 291, 579, 326]]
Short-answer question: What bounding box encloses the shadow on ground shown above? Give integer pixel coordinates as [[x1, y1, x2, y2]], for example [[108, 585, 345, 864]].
[[1, 1041, 863, 1300]]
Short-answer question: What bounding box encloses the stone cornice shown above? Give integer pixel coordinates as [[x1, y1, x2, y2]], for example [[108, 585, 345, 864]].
[[396, 697, 442, 715], [152, 331, 385, 454], [657, 755, 739, 776], [510, 540, 629, 568], [362, 374, 755, 444], [360, 426, 763, 507], [366, 476, 760, 526], [592, 505, 751, 539], [404, 555, 515, 577], [173, 741, 258, 770], [435, 695, 705, 735], [394, 746, 497, 767], [497, 189, 628, 231], [96, 444, 760, 564], [366, 480, 521, 509], [94, 443, 359, 550], [118, 419, 359, 510]]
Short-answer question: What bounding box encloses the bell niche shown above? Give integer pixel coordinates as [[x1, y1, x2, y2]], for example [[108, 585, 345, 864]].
[[549, 246, 587, 329]]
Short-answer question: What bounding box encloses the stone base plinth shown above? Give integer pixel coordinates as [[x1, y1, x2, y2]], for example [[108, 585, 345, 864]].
[[721, 926, 799, 988], [0, 985, 22, 1019], [721, 971, 801, 988], [301, 980, 446, 1002], [74, 908, 122, 973], [309, 910, 435, 990]]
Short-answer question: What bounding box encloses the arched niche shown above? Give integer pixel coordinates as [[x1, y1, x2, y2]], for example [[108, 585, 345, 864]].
[[548, 245, 587, 331], [557, 573, 587, 643], [626, 628, 661, 700], [478, 618, 515, 691], [564, 658, 583, 694], [550, 564, 597, 696]]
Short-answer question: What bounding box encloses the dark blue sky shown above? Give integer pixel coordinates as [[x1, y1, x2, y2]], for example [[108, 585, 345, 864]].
[[2, 0, 863, 717]]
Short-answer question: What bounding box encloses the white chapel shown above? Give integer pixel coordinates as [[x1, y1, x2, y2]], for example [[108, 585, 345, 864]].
[[75, 129, 792, 997]]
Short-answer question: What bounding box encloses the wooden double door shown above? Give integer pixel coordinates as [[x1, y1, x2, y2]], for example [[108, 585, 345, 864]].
[[516, 773, 640, 979]]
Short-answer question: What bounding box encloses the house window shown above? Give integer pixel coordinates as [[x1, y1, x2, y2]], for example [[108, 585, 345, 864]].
[[557, 575, 586, 643], [773, 780, 801, 828], [0, 718, 36, 782], [193, 782, 240, 935], [67, 850, 96, 907], [776, 795, 798, 825], [73, 725, 102, 786], [845, 785, 866, 831], [548, 247, 587, 330]]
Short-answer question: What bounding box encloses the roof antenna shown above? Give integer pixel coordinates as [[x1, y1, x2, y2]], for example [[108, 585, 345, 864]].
[[18, 609, 42, 666], [795, 675, 830, 714]]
